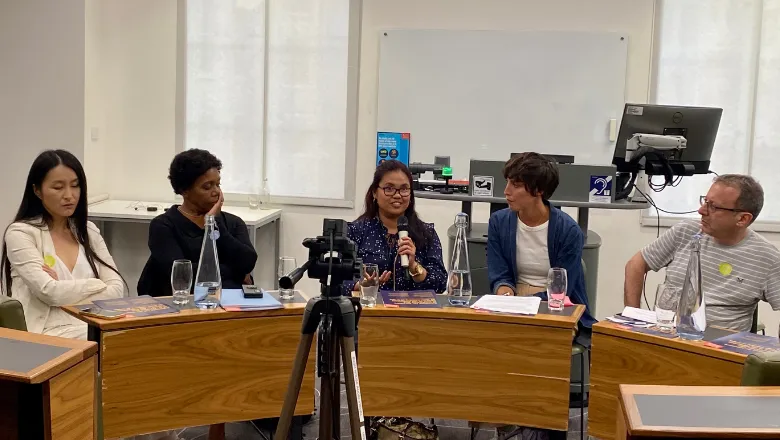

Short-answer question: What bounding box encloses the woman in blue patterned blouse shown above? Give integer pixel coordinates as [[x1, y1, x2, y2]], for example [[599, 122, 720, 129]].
[[343, 161, 447, 294]]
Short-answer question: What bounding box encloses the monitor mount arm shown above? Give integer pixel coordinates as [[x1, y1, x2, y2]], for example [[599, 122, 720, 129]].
[[618, 133, 688, 202]]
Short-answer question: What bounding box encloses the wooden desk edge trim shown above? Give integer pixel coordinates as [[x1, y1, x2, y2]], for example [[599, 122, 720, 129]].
[[63, 303, 584, 331], [61, 305, 307, 331], [0, 345, 95, 384], [363, 304, 585, 329], [0, 329, 97, 384], [620, 384, 780, 396], [593, 322, 746, 363], [618, 385, 644, 435], [620, 385, 780, 436]]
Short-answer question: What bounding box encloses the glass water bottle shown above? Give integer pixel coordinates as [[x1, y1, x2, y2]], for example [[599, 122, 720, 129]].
[[676, 234, 706, 339], [447, 213, 473, 306], [193, 215, 222, 309]]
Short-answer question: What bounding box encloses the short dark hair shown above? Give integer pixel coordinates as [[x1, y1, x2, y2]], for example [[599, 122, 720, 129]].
[[502, 152, 560, 200], [168, 149, 223, 195], [714, 174, 764, 223]]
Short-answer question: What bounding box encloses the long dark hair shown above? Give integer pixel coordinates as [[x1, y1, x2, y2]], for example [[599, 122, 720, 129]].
[[358, 161, 432, 245], [2, 150, 124, 296]]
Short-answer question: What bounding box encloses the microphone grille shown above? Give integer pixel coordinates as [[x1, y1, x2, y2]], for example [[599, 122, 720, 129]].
[[397, 215, 409, 227]]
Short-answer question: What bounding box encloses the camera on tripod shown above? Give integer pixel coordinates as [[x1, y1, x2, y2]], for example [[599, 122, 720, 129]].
[[274, 219, 368, 440], [279, 219, 362, 297]]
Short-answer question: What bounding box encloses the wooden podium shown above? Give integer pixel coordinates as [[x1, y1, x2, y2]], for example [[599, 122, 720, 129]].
[[0, 328, 97, 440]]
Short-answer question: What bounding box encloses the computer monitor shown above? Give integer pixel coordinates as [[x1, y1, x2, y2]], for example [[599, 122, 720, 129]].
[[612, 104, 723, 176]]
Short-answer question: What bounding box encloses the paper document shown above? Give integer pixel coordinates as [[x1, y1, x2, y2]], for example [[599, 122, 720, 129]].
[[471, 295, 541, 315], [219, 289, 283, 311], [692, 300, 707, 331], [620, 306, 658, 324]]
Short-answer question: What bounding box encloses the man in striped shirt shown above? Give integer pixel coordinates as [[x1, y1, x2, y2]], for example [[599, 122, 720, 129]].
[[624, 174, 780, 332]]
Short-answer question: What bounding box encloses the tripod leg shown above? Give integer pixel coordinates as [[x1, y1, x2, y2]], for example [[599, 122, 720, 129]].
[[319, 362, 334, 440], [274, 332, 315, 440], [340, 336, 366, 440], [332, 330, 342, 439], [319, 316, 343, 440]]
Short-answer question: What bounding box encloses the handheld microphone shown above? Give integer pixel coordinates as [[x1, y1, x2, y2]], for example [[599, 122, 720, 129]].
[[397, 215, 410, 270]]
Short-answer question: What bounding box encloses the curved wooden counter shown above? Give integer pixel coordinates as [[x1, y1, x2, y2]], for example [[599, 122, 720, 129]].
[[63, 295, 315, 439], [63, 293, 585, 436], [358, 301, 585, 431]]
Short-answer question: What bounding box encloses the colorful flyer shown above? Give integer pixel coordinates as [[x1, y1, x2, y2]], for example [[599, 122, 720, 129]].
[[376, 132, 410, 166], [709, 332, 780, 355], [93, 295, 179, 317], [380, 290, 441, 308]]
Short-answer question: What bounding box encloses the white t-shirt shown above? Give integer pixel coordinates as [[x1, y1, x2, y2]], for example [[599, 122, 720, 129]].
[[43, 244, 92, 339], [515, 218, 550, 287]]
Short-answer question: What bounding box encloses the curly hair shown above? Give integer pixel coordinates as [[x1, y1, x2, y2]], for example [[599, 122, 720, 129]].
[[168, 149, 223, 195]]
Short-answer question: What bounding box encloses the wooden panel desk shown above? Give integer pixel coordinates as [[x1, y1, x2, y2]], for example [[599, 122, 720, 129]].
[[63, 294, 314, 439], [589, 322, 747, 440], [617, 385, 780, 439], [359, 299, 585, 431], [0, 328, 97, 440]]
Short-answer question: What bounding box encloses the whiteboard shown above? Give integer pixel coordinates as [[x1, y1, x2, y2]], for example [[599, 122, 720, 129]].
[[377, 30, 628, 180]]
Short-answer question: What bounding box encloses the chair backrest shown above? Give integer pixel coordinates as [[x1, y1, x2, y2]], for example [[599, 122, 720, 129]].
[[0, 296, 28, 331], [582, 258, 595, 310], [750, 307, 758, 333], [741, 352, 780, 386]]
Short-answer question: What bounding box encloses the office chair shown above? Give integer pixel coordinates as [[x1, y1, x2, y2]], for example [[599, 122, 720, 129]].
[[750, 307, 766, 335], [741, 352, 780, 386], [0, 295, 27, 331]]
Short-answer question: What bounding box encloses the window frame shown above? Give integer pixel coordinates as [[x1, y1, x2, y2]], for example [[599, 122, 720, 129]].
[[175, 0, 362, 209], [640, 0, 776, 232]]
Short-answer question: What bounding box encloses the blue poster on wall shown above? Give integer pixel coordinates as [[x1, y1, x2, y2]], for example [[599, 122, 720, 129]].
[[376, 132, 410, 166]]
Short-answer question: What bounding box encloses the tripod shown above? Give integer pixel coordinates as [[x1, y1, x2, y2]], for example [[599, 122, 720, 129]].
[[274, 288, 366, 440]]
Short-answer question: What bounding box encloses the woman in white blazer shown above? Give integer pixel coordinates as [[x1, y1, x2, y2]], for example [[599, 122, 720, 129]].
[[1, 150, 125, 340]]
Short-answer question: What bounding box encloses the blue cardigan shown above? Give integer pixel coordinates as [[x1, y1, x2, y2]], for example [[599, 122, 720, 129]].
[[487, 204, 596, 328]]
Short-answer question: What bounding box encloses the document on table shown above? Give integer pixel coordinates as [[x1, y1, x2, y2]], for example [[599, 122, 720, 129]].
[[471, 295, 541, 315], [617, 306, 657, 324]]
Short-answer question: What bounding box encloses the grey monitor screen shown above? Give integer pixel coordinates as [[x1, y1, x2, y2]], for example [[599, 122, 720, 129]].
[[612, 103, 722, 175]]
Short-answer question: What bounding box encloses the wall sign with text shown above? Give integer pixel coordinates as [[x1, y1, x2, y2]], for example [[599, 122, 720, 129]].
[[376, 132, 410, 166]]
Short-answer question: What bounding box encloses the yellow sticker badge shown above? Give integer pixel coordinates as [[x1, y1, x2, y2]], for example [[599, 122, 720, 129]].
[[719, 262, 733, 277], [44, 254, 56, 268]]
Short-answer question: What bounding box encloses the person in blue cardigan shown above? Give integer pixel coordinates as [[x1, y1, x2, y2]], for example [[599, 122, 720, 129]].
[[487, 152, 596, 334]]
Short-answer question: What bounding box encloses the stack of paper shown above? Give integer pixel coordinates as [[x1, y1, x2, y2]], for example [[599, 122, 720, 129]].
[[605, 306, 656, 327], [470, 295, 541, 315], [220, 289, 283, 311]]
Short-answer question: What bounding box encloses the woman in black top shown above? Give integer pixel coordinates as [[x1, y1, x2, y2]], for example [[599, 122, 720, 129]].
[[137, 149, 257, 296]]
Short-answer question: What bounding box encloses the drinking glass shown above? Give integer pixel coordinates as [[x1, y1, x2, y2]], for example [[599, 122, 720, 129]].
[[171, 260, 193, 305], [655, 283, 680, 331], [278, 257, 297, 300], [547, 267, 568, 311], [360, 263, 380, 308]]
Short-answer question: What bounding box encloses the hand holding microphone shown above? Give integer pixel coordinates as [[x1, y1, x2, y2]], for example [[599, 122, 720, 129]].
[[397, 216, 417, 278]]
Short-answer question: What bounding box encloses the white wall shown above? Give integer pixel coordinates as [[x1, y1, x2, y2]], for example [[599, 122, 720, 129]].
[[83, 0, 179, 291], [84, 0, 780, 335], [0, 0, 86, 227]]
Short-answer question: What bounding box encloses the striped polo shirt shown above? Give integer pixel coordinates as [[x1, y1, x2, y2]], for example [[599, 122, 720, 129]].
[[642, 219, 780, 332]]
